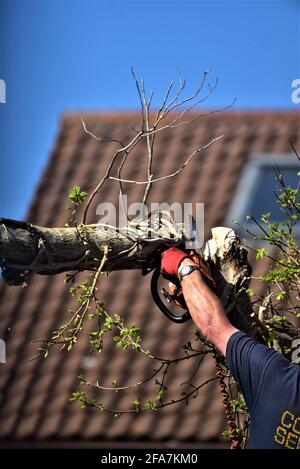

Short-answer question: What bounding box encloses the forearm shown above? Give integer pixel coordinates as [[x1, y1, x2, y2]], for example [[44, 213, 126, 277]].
[[180, 259, 238, 355]]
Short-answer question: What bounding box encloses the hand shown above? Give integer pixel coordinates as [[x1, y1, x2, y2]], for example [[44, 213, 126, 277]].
[[162, 247, 216, 291], [161, 247, 192, 283]]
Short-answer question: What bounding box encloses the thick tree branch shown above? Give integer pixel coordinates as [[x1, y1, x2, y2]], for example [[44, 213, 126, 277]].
[[0, 216, 182, 285]]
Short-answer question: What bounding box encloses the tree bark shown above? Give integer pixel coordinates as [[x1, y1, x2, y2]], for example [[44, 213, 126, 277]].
[[0, 217, 180, 285]]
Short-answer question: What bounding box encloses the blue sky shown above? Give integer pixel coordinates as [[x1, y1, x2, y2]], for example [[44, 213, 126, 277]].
[[0, 0, 299, 221]]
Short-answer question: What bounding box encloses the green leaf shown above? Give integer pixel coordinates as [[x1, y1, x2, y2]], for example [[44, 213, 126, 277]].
[[96, 303, 106, 316], [256, 248, 268, 260], [104, 316, 114, 330], [230, 397, 247, 413], [132, 399, 140, 411], [272, 314, 287, 324], [276, 291, 287, 301], [130, 324, 140, 336], [69, 185, 87, 205], [145, 400, 158, 410], [113, 314, 121, 325], [69, 391, 87, 408], [69, 286, 77, 296], [78, 374, 86, 384], [261, 212, 271, 223]]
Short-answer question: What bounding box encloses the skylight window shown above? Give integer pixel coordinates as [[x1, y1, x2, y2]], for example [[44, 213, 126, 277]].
[[225, 154, 300, 239]]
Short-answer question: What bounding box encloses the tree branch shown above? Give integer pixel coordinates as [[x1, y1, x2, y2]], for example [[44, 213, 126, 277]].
[[0, 216, 183, 285]]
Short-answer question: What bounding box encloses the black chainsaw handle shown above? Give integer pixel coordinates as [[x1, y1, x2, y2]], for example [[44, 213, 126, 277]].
[[151, 266, 191, 324]]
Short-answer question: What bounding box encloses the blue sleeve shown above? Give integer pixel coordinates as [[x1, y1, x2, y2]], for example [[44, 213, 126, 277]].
[[225, 331, 294, 412]]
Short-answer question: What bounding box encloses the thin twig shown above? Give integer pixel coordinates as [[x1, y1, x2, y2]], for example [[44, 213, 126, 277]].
[[86, 377, 218, 414], [109, 135, 223, 185], [81, 117, 125, 146]]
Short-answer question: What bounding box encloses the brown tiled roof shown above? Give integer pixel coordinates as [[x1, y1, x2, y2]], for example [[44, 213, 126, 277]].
[[0, 110, 299, 446]]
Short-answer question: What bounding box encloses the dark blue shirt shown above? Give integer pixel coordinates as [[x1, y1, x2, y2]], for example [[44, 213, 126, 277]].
[[226, 331, 300, 449]]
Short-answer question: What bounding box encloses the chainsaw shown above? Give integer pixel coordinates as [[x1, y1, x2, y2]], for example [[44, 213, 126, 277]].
[[151, 216, 216, 323]]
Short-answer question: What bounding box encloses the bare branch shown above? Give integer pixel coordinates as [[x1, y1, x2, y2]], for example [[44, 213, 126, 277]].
[[166, 99, 237, 129], [141, 75, 155, 204], [81, 69, 230, 223], [109, 135, 224, 185], [84, 377, 218, 415], [158, 75, 187, 121], [81, 117, 124, 146], [84, 363, 165, 391], [131, 66, 145, 130], [162, 68, 211, 119], [82, 130, 143, 224], [290, 140, 300, 161], [155, 79, 174, 122]]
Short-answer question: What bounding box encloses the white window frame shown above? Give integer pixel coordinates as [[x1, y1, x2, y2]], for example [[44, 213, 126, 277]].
[[225, 154, 300, 240]]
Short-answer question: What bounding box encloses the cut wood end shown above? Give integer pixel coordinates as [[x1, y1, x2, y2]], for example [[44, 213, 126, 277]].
[[203, 226, 237, 260]]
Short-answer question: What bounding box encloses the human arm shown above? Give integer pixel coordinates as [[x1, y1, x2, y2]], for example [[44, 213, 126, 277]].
[[161, 247, 238, 355], [179, 257, 238, 355]]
